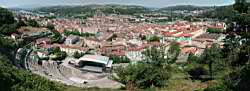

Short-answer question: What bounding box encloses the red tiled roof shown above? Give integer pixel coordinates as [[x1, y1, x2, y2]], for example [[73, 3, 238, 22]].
[[54, 44, 89, 51], [111, 51, 125, 56], [176, 33, 193, 37]]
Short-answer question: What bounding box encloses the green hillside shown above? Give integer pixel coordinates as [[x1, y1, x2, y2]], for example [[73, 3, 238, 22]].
[[35, 4, 151, 17]]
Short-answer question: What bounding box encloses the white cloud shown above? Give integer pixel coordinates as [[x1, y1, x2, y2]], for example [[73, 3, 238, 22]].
[[0, 5, 7, 8]]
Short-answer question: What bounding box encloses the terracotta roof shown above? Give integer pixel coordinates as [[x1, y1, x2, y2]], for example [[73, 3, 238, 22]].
[[54, 44, 89, 51], [176, 33, 193, 37], [111, 51, 126, 56]]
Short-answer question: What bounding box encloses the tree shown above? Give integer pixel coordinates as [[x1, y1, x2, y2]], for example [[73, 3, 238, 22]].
[[231, 62, 250, 91], [207, 28, 223, 33], [0, 7, 15, 27], [233, 0, 249, 14], [0, 7, 17, 35], [143, 46, 169, 66], [47, 23, 55, 30], [204, 1, 250, 90], [0, 35, 60, 91], [16, 20, 27, 28], [187, 52, 199, 63], [146, 35, 160, 42], [73, 51, 83, 59], [168, 42, 181, 63], [26, 19, 39, 27], [50, 47, 67, 60], [64, 30, 95, 37], [207, 61, 250, 91], [200, 44, 222, 80], [107, 34, 117, 41], [51, 47, 61, 54], [0, 24, 17, 35], [54, 51, 67, 60], [0, 55, 61, 91], [109, 55, 130, 64], [113, 62, 171, 90], [113, 46, 174, 90], [205, 81, 232, 91], [51, 30, 62, 43], [187, 64, 209, 81]]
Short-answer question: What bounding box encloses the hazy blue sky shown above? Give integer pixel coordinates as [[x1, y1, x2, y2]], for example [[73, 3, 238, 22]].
[[0, 0, 235, 8]]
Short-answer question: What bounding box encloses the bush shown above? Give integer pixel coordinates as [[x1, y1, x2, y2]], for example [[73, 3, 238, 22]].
[[64, 30, 95, 37], [73, 51, 84, 59], [207, 28, 223, 33], [109, 56, 130, 64], [47, 23, 55, 30], [146, 35, 160, 42], [186, 64, 209, 81], [26, 19, 40, 27], [51, 47, 67, 60]]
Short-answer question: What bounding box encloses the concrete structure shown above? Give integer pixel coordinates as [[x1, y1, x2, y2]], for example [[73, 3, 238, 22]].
[[78, 55, 113, 73], [65, 35, 79, 45]]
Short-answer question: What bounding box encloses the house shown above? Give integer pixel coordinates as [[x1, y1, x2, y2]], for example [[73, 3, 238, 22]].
[[101, 44, 126, 55], [125, 51, 144, 61], [54, 44, 89, 55], [194, 33, 223, 43], [175, 33, 193, 45], [36, 38, 52, 45], [37, 50, 49, 58], [127, 39, 143, 46], [79, 27, 99, 34], [18, 27, 52, 39], [96, 32, 113, 41], [84, 38, 102, 49]]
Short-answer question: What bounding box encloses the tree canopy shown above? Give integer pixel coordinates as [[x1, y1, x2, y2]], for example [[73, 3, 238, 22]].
[[113, 46, 173, 90], [0, 7, 15, 27]]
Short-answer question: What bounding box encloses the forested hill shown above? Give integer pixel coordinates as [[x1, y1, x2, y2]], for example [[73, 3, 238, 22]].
[[33, 5, 218, 18], [36, 5, 213, 14], [159, 5, 213, 11], [199, 2, 250, 20], [199, 5, 237, 20], [35, 4, 152, 16]]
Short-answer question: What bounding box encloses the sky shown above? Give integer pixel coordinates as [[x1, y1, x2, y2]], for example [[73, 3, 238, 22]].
[[0, 0, 235, 8]]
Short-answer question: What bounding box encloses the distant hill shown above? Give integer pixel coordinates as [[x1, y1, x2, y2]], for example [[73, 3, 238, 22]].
[[199, 5, 238, 20], [159, 5, 213, 11], [34, 4, 152, 16]]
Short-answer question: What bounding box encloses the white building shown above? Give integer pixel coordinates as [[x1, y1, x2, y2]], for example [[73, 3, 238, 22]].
[[56, 44, 88, 55], [65, 35, 79, 45], [125, 51, 144, 61]]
